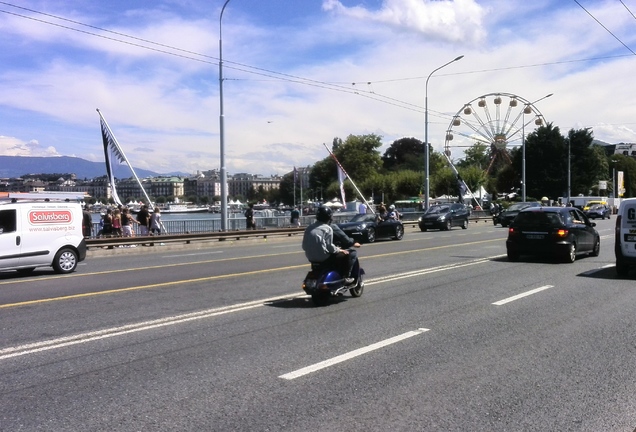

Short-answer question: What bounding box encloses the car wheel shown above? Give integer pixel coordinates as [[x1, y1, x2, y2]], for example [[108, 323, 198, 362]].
[[365, 227, 376, 243], [420, 227, 427, 232], [590, 237, 600, 257], [616, 260, 629, 277], [493, 219, 498, 226], [394, 225, 404, 240], [507, 250, 519, 262], [461, 219, 468, 229], [445, 220, 451, 231], [53, 248, 78, 274], [563, 243, 576, 263]]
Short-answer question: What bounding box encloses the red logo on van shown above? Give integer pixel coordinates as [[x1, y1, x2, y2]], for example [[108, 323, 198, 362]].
[[28, 210, 73, 224]]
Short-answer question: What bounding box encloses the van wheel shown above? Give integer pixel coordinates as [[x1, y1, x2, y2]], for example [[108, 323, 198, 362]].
[[53, 248, 78, 274]]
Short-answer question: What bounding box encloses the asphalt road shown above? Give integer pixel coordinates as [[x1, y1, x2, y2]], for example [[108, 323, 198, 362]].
[[0, 218, 634, 431]]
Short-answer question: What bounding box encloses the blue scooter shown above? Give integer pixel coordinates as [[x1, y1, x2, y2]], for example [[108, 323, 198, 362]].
[[302, 251, 365, 306]]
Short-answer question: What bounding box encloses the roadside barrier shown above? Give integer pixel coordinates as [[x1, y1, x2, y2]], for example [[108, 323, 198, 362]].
[[86, 216, 493, 249]]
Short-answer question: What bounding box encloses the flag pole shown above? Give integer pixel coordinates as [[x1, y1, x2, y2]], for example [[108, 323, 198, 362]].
[[97, 109, 154, 209], [323, 143, 375, 214]]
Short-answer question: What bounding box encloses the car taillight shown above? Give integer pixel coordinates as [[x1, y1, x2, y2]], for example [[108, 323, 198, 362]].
[[616, 215, 622, 245], [508, 227, 518, 236], [555, 229, 568, 237]]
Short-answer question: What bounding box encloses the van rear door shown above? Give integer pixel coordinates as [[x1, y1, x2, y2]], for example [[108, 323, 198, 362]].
[[0, 208, 21, 269], [618, 200, 636, 257]]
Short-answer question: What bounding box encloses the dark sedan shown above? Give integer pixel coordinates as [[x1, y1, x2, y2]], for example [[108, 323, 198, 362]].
[[584, 203, 610, 220], [337, 214, 404, 243], [418, 203, 469, 231], [506, 206, 600, 263], [496, 201, 541, 227]]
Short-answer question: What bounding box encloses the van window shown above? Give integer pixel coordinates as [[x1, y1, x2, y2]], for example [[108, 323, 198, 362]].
[[0, 209, 17, 234]]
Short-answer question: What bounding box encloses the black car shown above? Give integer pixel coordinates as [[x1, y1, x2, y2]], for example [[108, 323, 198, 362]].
[[506, 206, 600, 263], [337, 214, 404, 243], [496, 201, 541, 227], [418, 203, 469, 231], [584, 203, 610, 220]]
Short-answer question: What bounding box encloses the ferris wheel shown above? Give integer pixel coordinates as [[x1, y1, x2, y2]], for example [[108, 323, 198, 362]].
[[444, 92, 547, 174]]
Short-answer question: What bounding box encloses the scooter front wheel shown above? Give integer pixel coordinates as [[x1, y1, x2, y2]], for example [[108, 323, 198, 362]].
[[349, 275, 364, 297]]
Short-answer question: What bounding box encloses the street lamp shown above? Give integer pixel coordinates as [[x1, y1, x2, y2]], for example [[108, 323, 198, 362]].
[[521, 93, 553, 202], [424, 55, 463, 210], [219, 0, 231, 231]]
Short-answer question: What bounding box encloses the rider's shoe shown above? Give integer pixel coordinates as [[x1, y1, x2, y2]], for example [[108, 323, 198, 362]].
[[344, 277, 355, 285]]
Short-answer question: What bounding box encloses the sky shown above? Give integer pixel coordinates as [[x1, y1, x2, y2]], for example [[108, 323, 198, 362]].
[[0, 0, 635, 177]]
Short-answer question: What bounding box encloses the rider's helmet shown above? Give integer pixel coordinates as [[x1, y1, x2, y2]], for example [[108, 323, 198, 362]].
[[389, 204, 395, 210], [316, 205, 333, 223]]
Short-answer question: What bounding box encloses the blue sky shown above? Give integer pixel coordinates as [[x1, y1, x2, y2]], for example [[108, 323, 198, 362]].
[[0, 0, 635, 176]]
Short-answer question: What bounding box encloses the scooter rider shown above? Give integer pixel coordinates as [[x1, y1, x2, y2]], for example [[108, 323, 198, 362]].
[[302, 205, 356, 285]]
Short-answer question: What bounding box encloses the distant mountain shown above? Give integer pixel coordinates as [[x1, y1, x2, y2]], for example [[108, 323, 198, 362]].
[[0, 156, 186, 179]]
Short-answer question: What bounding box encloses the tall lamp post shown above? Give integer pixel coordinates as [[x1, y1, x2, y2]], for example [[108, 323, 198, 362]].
[[424, 55, 463, 210], [521, 93, 553, 202], [219, 0, 231, 231]]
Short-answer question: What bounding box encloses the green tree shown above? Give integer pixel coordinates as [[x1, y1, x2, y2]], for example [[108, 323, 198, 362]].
[[513, 123, 566, 200], [382, 137, 424, 172], [566, 128, 605, 196], [456, 143, 490, 170], [332, 134, 383, 181]]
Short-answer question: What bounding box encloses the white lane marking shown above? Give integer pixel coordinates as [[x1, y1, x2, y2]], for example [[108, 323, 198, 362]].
[[279, 328, 430, 380], [1, 255, 503, 360], [492, 285, 554, 306], [0, 293, 304, 361]]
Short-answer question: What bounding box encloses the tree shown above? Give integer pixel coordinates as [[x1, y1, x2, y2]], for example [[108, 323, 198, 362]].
[[513, 123, 566, 200], [456, 142, 490, 170], [332, 134, 383, 182], [382, 137, 424, 172], [566, 128, 605, 196]]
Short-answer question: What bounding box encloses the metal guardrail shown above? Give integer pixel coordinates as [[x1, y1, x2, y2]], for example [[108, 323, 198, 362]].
[[86, 215, 494, 249]]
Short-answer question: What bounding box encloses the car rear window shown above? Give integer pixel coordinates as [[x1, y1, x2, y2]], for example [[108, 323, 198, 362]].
[[515, 211, 563, 227]]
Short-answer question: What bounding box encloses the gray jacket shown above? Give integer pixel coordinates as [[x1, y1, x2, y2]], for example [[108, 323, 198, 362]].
[[302, 221, 341, 262]]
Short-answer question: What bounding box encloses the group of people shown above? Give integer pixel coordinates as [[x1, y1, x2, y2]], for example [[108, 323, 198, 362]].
[[96, 205, 165, 238]]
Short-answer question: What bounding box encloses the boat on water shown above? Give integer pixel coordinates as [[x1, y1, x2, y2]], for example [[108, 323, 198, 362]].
[[161, 204, 209, 214]]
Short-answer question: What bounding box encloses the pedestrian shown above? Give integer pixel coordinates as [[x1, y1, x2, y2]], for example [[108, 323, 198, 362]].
[[136, 204, 150, 236], [358, 201, 367, 215], [245, 203, 256, 230], [82, 206, 92, 238], [111, 208, 122, 237], [120, 207, 137, 237], [290, 206, 300, 227], [99, 208, 113, 238], [149, 207, 163, 235]]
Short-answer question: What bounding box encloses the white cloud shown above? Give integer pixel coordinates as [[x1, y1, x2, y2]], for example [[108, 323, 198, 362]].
[[322, 0, 487, 43], [0, 136, 60, 157]]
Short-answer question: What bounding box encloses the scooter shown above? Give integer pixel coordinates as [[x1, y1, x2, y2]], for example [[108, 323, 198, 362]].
[[302, 252, 365, 306]]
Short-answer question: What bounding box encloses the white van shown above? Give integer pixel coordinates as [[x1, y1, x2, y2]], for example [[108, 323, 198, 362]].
[[0, 194, 87, 274], [615, 198, 636, 277]]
